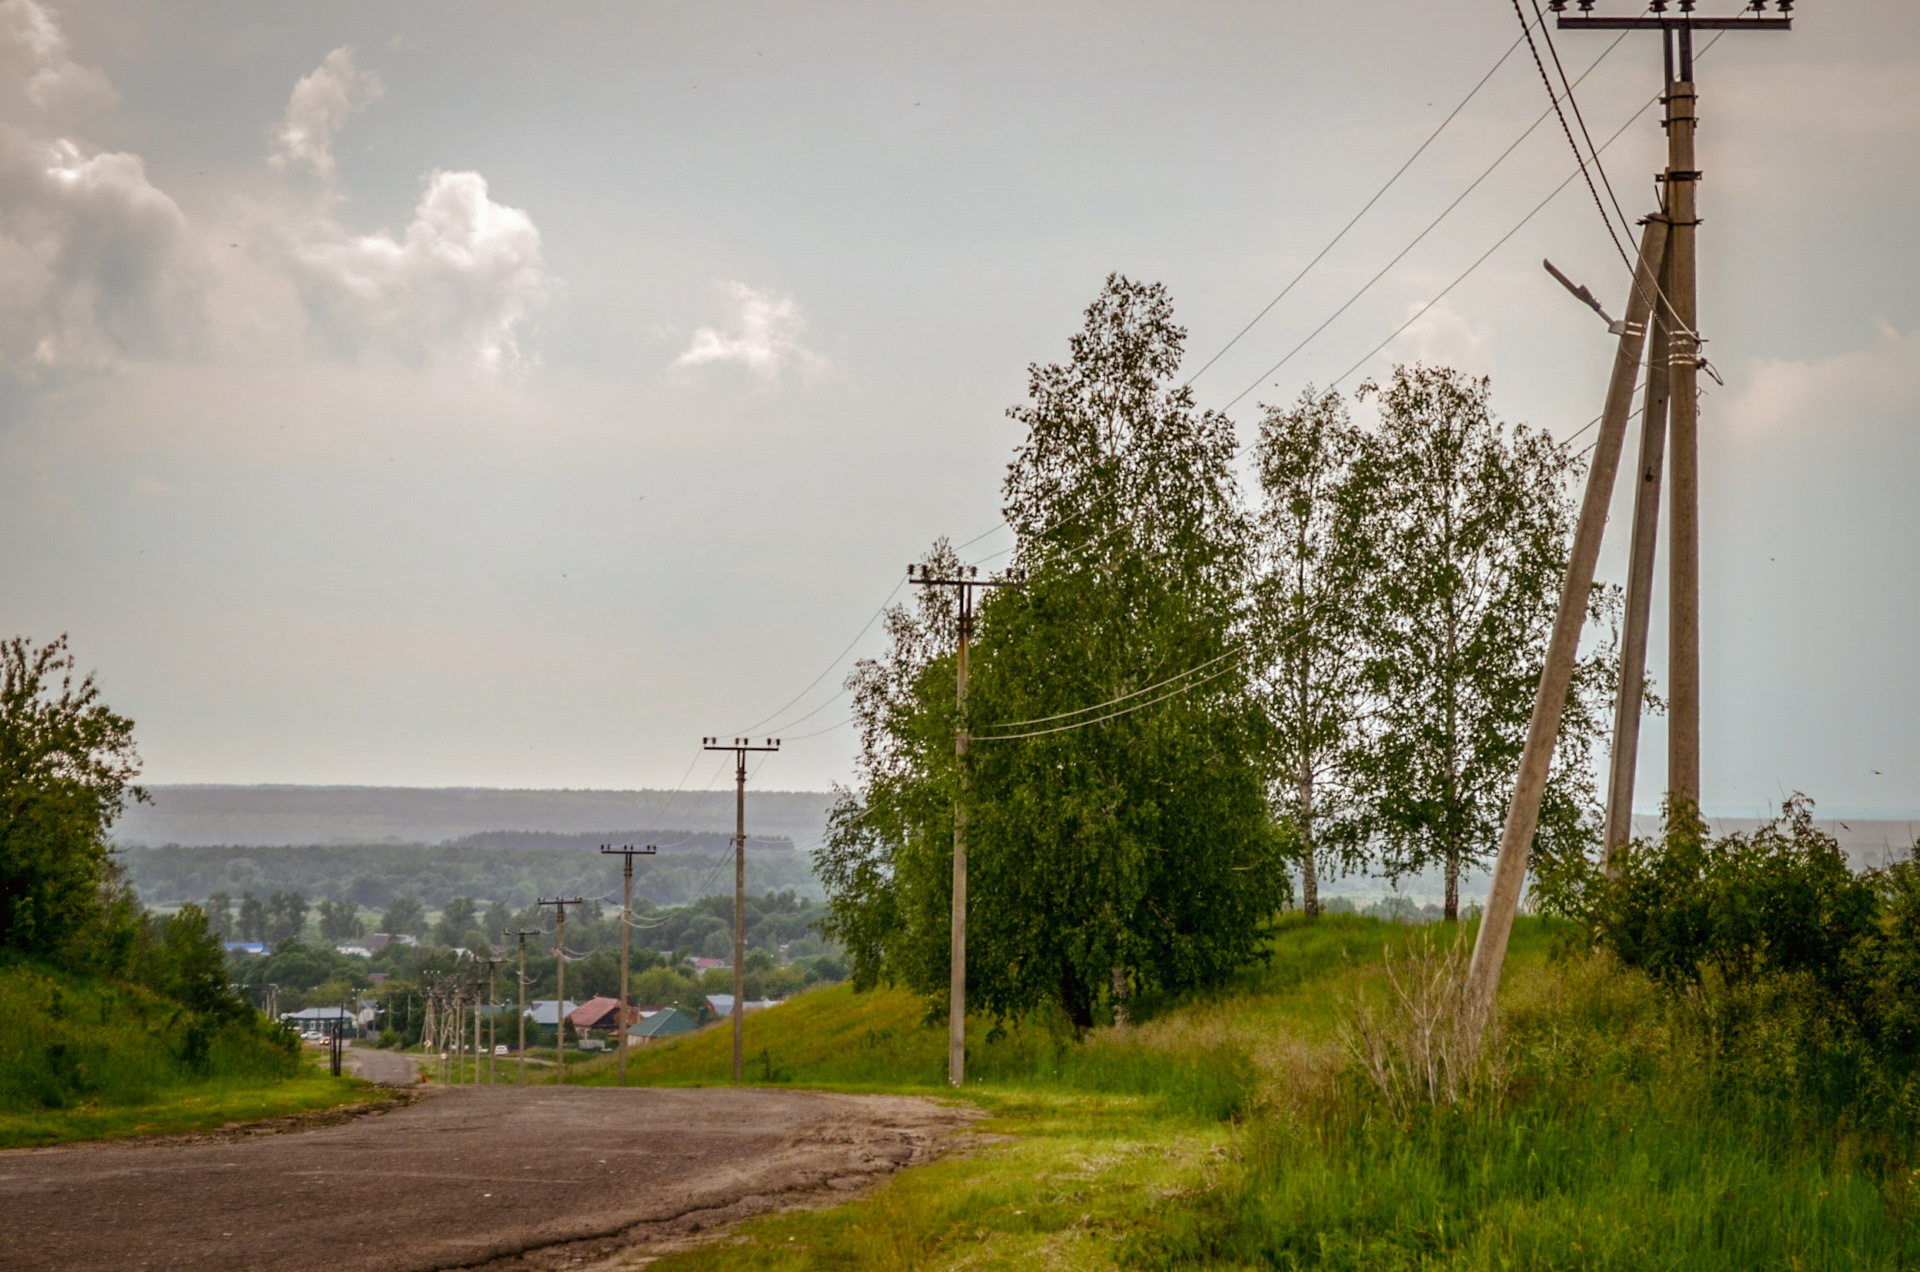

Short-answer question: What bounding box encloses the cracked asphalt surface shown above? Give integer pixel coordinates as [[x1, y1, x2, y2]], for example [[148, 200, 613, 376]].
[[0, 1086, 978, 1271]]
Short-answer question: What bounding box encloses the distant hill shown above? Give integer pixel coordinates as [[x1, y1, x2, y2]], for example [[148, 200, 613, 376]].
[[112, 785, 838, 848]]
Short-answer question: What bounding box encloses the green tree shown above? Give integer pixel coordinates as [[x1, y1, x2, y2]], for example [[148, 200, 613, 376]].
[[316, 898, 363, 943], [154, 903, 244, 1020], [1250, 387, 1375, 918], [1349, 365, 1608, 920], [821, 276, 1289, 1031], [0, 635, 145, 965], [434, 896, 478, 948], [237, 891, 267, 942], [263, 890, 309, 945], [381, 895, 425, 937], [204, 891, 233, 940]]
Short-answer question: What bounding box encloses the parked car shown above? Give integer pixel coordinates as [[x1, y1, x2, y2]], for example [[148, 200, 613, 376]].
[[493, 1044, 508, 1056]]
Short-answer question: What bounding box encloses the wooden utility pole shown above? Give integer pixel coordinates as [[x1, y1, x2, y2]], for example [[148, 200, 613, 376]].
[[1469, 2, 1792, 1019], [601, 842, 658, 1087], [507, 929, 539, 1086], [702, 737, 780, 1083], [907, 562, 1024, 1087], [537, 897, 586, 1085]]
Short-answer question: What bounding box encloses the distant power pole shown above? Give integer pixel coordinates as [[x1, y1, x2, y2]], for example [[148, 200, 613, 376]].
[[601, 842, 658, 1087], [1469, 1, 1793, 1020], [537, 897, 586, 1085], [701, 736, 780, 1083], [506, 929, 540, 1086], [907, 562, 1024, 1088], [473, 956, 504, 1084]]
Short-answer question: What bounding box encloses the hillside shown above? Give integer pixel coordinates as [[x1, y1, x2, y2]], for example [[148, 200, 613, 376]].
[[0, 962, 369, 1148]]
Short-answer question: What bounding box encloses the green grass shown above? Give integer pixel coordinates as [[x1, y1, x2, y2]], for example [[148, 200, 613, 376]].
[[591, 915, 1917, 1270], [0, 961, 378, 1148]]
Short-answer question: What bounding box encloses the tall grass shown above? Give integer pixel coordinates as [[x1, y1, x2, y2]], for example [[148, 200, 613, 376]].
[[1132, 950, 1920, 1269], [0, 961, 300, 1114]]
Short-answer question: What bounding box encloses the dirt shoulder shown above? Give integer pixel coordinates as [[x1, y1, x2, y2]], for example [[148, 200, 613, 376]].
[[0, 1086, 979, 1272]]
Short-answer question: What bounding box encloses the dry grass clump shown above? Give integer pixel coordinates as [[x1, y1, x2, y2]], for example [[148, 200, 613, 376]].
[[1339, 928, 1499, 1119]]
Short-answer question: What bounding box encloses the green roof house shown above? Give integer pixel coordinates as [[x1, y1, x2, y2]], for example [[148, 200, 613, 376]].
[[627, 1006, 699, 1044]]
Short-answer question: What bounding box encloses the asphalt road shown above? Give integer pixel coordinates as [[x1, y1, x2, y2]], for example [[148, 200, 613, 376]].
[[343, 1045, 418, 1084], [0, 1086, 977, 1271]]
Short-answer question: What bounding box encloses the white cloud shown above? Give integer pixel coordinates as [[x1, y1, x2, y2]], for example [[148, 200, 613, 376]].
[[0, 0, 112, 124], [0, 1, 203, 381], [282, 169, 548, 372], [1384, 298, 1492, 377], [269, 46, 382, 183], [1729, 320, 1920, 440], [676, 282, 825, 381]]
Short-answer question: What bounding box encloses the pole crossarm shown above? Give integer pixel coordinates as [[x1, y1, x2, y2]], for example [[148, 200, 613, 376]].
[[1554, 18, 1790, 31]]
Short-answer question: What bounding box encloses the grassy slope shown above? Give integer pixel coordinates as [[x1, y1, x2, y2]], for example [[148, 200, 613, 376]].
[[573, 916, 1915, 1270], [0, 962, 374, 1149]]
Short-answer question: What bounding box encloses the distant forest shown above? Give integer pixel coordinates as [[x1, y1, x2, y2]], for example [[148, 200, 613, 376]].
[[121, 840, 823, 912]]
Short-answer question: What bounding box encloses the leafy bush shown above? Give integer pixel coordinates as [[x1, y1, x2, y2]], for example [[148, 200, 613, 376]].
[[1538, 796, 1920, 1127]]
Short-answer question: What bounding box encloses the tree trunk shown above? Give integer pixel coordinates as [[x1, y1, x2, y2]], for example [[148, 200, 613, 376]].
[[1111, 965, 1130, 1028], [1444, 845, 1460, 924], [1298, 753, 1319, 919]]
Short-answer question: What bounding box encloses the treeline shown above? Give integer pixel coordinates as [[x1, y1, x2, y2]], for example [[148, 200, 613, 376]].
[[0, 637, 297, 1105], [121, 841, 822, 914], [822, 276, 1615, 1031]]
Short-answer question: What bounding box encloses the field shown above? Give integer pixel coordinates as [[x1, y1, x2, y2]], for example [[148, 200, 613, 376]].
[[559, 915, 1917, 1269], [0, 962, 375, 1149]]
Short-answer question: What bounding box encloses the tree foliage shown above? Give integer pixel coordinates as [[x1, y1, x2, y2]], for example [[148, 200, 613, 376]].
[[820, 276, 1290, 1031], [0, 635, 145, 964], [1249, 388, 1373, 917], [1345, 365, 1609, 919]]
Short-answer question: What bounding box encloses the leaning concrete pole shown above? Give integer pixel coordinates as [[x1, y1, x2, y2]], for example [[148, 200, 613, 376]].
[[1464, 216, 1669, 1022], [1602, 244, 1674, 869]]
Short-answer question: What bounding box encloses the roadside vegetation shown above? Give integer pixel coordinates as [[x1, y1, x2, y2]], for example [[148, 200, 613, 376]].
[[0, 635, 368, 1146]]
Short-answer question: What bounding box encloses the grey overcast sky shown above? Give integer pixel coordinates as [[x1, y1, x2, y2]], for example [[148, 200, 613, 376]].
[[2, 1, 1916, 816]]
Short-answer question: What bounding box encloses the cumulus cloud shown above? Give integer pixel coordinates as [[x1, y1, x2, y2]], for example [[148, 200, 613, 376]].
[[676, 282, 825, 381], [0, 0, 112, 123], [256, 47, 548, 372], [0, 1, 203, 380], [282, 169, 547, 371], [269, 46, 381, 182]]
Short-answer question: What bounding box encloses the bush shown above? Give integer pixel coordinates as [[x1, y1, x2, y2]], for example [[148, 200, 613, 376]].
[[1550, 796, 1920, 1125]]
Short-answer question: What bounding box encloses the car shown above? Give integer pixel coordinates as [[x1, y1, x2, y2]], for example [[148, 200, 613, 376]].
[[493, 1044, 509, 1056]]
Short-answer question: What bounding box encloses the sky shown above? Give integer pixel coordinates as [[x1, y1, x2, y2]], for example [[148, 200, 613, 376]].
[[2, 1, 1916, 817]]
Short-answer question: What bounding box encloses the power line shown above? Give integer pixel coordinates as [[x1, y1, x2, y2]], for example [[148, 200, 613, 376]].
[[735, 576, 907, 736], [1185, 22, 1535, 386], [1220, 30, 1630, 411], [978, 646, 1248, 732], [1510, 0, 1632, 267], [973, 660, 1247, 742], [1329, 76, 1662, 388], [1529, 0, 1638, 248]]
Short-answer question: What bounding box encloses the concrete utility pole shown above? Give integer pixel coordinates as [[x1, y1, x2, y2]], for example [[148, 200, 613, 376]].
[[601, 843, 657, 1087], [1469, 1, 1793, 1021], [537, 897, 586, 1085], [507, 929, 539, 1086], [1605, 243, 1675, 866], [702, 737, 780, 1083], [907, 562, 1025, 1087]]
